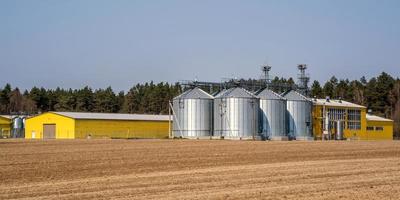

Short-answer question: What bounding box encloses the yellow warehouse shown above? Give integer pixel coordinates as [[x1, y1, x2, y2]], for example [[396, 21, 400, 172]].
[[0, 115, 11, 138], [25, 112, 171, 139], [366, 114, 393, 140], [312, 98, 393, 140]]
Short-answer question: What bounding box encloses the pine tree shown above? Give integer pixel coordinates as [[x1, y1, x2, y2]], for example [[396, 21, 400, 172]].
[[75, 86, 94, 112], [310, 80, 323, 98], [365, 78, 379, 114], [47, 89, 58, 111], [0, 84, 12, 113], [375, 72, 395, 118], [93, 87, 118, 113], [9, 88, 23, 113], [29, 87, 50, 112], [335, 79, 350, 100], [349, 80, 365, 105], [22, 90, 37, 114], [54, 89, 76, 111], [117, 91, 125, 113], [389, 80, 400, 138], [322, 81, 334, 98]]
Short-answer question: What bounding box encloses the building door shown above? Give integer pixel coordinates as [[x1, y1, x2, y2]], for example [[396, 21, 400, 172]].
[[43, 124, 56, 139]]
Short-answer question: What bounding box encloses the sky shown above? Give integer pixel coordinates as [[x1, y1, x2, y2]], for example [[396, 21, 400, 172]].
[[0, 0, 399, 92]]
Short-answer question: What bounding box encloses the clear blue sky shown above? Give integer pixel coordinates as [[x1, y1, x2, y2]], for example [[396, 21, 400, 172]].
[[0, 0, 399, 92]]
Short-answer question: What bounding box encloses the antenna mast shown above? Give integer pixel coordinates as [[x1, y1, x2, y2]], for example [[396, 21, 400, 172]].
[[261, 65, 272, 88], [297, 64, 310, 96]]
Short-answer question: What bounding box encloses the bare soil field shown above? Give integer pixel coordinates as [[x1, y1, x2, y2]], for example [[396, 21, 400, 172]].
[[1, 139, 400, 199]]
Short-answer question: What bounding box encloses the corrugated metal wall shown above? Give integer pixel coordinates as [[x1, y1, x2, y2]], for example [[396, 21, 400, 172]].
[[25, 113, 169, 139]]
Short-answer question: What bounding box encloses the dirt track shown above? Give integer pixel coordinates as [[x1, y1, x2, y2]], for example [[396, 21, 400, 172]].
[[1, 139, 400, 199]]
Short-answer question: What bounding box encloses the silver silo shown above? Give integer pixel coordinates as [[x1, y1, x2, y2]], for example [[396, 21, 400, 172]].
[[13, 117, 23, 129], [214, 87, 259, 139], [282, 90, 313, 140], [172, 87, 214, 139], [257, 88, 287, 140], [12, 117, 24, 138]]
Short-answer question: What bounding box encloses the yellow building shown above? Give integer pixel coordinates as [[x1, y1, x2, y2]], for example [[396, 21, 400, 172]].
[[0, 115, 11, 138], [312, 98, 393, 140], [25, 112, 171, 139], [366, 114, 393, 140]]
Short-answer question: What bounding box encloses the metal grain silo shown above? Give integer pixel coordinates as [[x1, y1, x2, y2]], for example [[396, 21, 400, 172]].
[[12, 117, 24, 138], [214, 87, 259, 139], [172, 87, 213, 138], [282, 90, 313, 140], [257, 88, 287, 140]]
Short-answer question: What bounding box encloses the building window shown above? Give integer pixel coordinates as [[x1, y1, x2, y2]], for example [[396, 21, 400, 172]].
[[328, 108, 346, 121], [348, 121, 361, 130], [347, 109, 361, 130], [320, 108, 346, 130], [348, 109, 361, 121], [375, 127, 384, 131], [367, 126, 374, 131]]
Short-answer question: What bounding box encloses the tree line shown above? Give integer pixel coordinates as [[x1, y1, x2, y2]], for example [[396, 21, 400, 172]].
[[0, 72, 399, 136], [0, 82, 181, 115]]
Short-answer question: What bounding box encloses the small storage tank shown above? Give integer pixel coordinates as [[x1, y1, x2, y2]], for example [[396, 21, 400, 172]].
[[257, 88, 287, 140], [282, 90, 313, 140], [214, 87, 259, 139], [12, 117, 24, 138], [172, 87, 214, 138], [335, 121, 344, 140], [22, 117, 26, 129], [13, 117, 23, 129]]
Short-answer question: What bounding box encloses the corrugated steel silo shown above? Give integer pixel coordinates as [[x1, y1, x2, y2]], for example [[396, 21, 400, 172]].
[[214, 87, 259, 139], [282, 90, 313, 140], [172, 87, 213, 138], [257, 88, 287, 140]]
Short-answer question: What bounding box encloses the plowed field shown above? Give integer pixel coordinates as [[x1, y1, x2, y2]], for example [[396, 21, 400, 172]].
[[1, 139, 400, 199]]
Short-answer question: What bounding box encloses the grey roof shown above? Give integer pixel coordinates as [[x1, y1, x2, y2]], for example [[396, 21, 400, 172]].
[[0, 115, 29, 120], [257, 88, 286, 100], [211, 89, 224, 97], [366, 114, 393, 122], [313, 98, 365, 108], [52, 112, 171, 121], [282, 90, 310, 101], [0, 115, 12, 119], [213, 89, 227, 98], [174, 87, 213, 100], [215, 87, 257, 99]]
